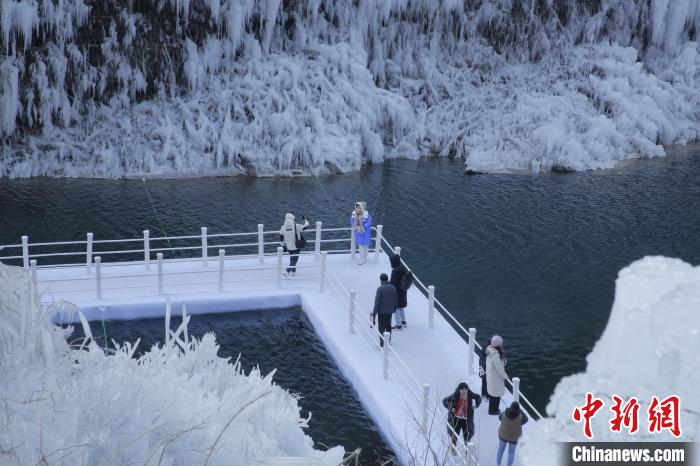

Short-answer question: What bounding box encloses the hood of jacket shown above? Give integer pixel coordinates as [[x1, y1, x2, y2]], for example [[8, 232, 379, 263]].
[[284, 213, 295, 229], [486, 345, 501, 359], [505, 403, 521, 419], [352, 202, 368, 217], [390, 254, 401, 268]]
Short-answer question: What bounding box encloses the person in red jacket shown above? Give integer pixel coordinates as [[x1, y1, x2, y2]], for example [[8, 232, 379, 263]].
[[442, 382, 481, 452]]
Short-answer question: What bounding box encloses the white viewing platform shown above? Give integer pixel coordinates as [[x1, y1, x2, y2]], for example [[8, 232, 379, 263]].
[[1, 225, 542, 465]]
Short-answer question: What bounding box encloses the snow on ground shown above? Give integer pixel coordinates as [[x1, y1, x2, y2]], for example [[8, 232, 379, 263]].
[[25, 250, 530, 465], [0, 261, 344, 465], [1, 0, 699, 176], [518, 256, 700, 465]]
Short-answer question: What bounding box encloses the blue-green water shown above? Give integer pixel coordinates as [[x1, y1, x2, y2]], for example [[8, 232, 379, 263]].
[[2, 144, 699, 421]]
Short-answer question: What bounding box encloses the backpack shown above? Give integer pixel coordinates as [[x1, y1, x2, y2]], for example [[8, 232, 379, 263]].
[[399, 269, 413, 291], [294, 223, 307, 249]]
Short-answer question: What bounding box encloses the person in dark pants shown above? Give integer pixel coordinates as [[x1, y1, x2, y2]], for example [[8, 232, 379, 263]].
[[442, 382, 481, 452], [389, 254, 409, 329], [279, 213, 309, 276], [372, 273, 397, 348], [479, 343, 489, 399]]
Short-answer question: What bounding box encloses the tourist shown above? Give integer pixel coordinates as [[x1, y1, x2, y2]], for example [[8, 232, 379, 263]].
[[496, 401, 528, 466], [442, 382, 481, 452], [389, 253, 410, 329], [350, 201, 372, 264], [371, 273, 397, 348], [479, 342, 489, 399], [486, 335, 508, 415], [279, 213, 309, 277]]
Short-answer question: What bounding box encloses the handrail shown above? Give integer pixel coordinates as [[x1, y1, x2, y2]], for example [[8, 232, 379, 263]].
[[0, 225, 355, 266], [377, 233, 544, 421], [323, 267, 471, 465]]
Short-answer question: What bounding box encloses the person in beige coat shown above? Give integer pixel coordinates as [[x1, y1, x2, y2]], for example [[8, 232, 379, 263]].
[[486, 335, 508, 414]]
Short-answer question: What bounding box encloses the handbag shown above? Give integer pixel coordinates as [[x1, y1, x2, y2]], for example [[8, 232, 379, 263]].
[[294, 223, 307, 249]]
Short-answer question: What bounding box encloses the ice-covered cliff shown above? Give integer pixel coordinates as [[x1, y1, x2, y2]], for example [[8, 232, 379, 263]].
[[0, 262, 344, 465], [1, 0, 699, 177], [519, 256, 700, 465]]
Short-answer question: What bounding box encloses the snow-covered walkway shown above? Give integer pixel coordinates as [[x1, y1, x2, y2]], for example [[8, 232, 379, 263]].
[[37, 250, 531, 465]]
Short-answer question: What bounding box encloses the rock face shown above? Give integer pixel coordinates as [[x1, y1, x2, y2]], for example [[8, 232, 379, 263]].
[[1, 1, 699, 177], [519, 256, 700, 466]]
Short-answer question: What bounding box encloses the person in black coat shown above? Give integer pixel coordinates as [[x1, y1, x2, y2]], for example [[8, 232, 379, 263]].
[[479, 343, 489, 399], [442, 382, 481, 449], [389, 254, 408, 329], [372, 273, 398, 348]]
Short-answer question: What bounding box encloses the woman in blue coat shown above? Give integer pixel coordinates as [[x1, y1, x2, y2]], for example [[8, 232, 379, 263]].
[[350, 201, 372, 264]]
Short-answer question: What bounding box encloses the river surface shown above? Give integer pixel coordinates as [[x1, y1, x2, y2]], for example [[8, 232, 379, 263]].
[[2, 144, 699, 451]]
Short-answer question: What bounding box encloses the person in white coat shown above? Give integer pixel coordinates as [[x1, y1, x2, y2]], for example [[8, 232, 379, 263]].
[[486, 335, 509, 415], [279, 213, 309, 277]]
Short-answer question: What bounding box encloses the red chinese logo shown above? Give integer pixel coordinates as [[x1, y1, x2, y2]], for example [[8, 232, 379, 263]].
[[572, 392, 604, 439], [609, 395, 640, 434], [573, 394, 682, 439], [648, 395, 681, 438]]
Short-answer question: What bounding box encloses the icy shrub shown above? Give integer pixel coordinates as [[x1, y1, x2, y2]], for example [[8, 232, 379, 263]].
[[0, 262, 343, 465]]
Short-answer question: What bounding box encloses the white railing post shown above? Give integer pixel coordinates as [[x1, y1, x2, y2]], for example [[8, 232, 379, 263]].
[[422, 384, 430, 431], [276, 247, 283, 288], [218, 249, 225, 292], [165, 295, 171, 345], [319, 252, 327, 292], [30, 260, 37, 289], [467, 328, 476, 374], [512, 377, 521, 403], [314, 221, 322, 261], [375, 225, 383, 260], [86, 233, 93, 274], [428, 285, 435, 329], [348, 290, 356, 334], [394, 246, 401, 256], [157, 253, 163, 294], [143, 230, 150, 270], [383, 332, 390, 379], [350, 220, 356, 261], [258, 224, 264, 264], [95, 256, 102, 299], [201, 227, 208, 267], [29, 260, 38, 310], [21, 236, 29, 269]]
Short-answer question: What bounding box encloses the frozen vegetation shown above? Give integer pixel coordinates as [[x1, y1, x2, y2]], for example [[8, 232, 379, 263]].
[[0, 0, 699, 176], [519, 256, 700, 465], [0, 262, 344, 465]]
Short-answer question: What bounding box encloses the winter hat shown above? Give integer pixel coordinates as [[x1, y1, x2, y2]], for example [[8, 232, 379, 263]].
[[491, 335, 503, 348], [354, 202, 366, 215]]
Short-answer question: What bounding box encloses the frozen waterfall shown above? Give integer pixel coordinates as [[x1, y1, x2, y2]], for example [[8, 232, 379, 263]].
[[0, 0, 699, 177]]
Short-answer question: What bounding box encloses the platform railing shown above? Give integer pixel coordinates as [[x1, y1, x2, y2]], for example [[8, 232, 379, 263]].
[[376, 233, 544, 421], [2, 223, 542, 424], [0, 223, 371, 269], [323, 266, 475, 465]]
